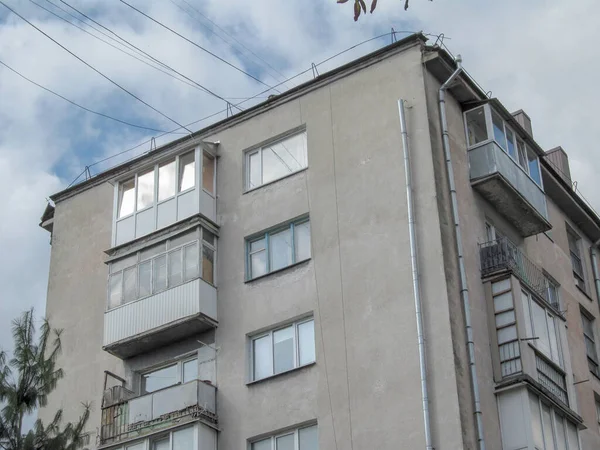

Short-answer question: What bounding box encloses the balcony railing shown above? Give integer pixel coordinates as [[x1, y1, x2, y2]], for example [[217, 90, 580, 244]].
[[479, 238, 559, 310], [100, 380, 217, 445], [535, 352, 568, 406], [469, 141, 551, 237]]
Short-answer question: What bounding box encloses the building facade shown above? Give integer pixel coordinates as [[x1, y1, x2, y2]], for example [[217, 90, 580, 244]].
[[38, 34, 600, 450]]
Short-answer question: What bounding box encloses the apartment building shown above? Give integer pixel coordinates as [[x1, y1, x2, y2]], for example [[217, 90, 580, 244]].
[[38, 33, 600, 450]]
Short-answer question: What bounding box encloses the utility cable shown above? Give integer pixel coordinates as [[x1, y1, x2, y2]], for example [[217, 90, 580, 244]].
[[55, 0, 243, 111], [0, 1, 193, 132], [118, 0, 277, 93], [0, 59, 178, 133], [169, 0, 290, 89]]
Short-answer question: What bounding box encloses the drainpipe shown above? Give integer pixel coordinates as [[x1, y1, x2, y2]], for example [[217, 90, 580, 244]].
[[591, 239, 600, 307], [398, 99, 433, 450], [438, 55, 487, 450]]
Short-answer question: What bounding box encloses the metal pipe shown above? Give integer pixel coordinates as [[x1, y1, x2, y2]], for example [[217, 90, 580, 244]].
[[398, 99, 433, 450], [438, 55, 486, 450], [591, 239, 600, 307]]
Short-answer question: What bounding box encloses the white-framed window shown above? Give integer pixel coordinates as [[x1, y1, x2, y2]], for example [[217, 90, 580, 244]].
[[543, 273, 561, 311], [566, 227, 586, 292], [245, 130, 308, 191], [463, 104, 542, 187], [141, 356, 198, 394], [580, 310, 599, 378], [246, 217, 311, 280], [522, 290, 562, 367], [151, 426, 195, 450], [251, 424, 318, 450], [107, 227, 216, 310], [529, 392, 580, 450], [250, 318, 315, 382]]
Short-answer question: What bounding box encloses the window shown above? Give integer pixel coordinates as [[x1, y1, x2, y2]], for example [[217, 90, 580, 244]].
[[492, 279, 522, 377], [567, 228, 586, 291], [492, 109, 507, 151], [178, 151, 195, 192], [246, 218, 311, 280], [529, 392, 580, 450], [581, 311, 599, 377], [107, 227, 216, 309], [245, 131, 308, 190], [202, 153, 215, 194], [141, 356, 198, 394], [149, 427, 194, 450], [522, 290, 562, 366], [465, 107, 488, 146], [543, 273, 560, 310], [596, 397, 600, 434], [250, 318, 315, 381], [251, 424, 318, 450], [118, 179, 135, 218]]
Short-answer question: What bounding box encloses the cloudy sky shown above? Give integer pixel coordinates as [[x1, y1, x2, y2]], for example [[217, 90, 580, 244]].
[[0, 0, 598, 355]]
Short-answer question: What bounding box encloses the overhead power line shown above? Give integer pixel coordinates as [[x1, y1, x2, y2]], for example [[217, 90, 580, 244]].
[[54, 0, 243, 111], [0, 1, 193, 133], [0, 58, 179, 133], [117, 0, 277, 92], [169, 0, 290, 89]]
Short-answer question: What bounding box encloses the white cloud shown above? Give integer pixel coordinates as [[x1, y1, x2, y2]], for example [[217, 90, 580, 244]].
[[1, 0, 598, 367]]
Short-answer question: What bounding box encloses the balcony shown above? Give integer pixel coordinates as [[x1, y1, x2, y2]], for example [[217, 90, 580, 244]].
[[100, 380, 217, 445], [103, 278, 217, 359], [479, 238, 558, 310], [469, 141, 551, 237]]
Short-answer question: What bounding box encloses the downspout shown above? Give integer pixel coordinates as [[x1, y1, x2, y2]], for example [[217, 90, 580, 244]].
[[398, 99, 433, 450], [438, 55, 487, 450], [591, 239, 600, 307]]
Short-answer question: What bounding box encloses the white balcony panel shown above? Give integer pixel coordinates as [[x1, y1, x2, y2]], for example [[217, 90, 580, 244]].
[[103, 278, 217, 357], [135, 207, 154, 237], [157, 198, 176, 230], [177, 189, 197, 221], [116, 216, 135, 246]]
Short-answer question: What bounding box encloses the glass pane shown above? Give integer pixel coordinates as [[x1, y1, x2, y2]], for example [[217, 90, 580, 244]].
[[298, 320, 316, 366], [554, 413, 567, 450], [493, 292, 513, 312], [528, 147, 542, 186], [173, 426, 194, 450], [248, 151, 261, 189], [108, 272, 122, 309], [492, 110, 507, 150], [465, 107, 487, 146], [184, 243, 200, 281], [203, 229, 216, 246], [532, 301, 551, 357], [506, 128, 517, 160], [270, 228, 293, 271], [183, 359, 198, 383], [253, 335, 272, 380], [169, 249, 183, 287], [118, 179, 135, 218], [495, 310, 515, 328], [547, 315, 561, 365], [137, 169, 155, 210], [274, 326, 295, 374], [262, 132, 308, 185], [202, 153, 214, 194], [250, 238, 266, 252], [299, 425, 318, 450], [581, 313, 593, 336], [158, 160, 176, 201], [517, 139, 529, 171], [110, 254, 137, 273], [179, 152, 195, 192], [252, 438, 271, 450], [139, 260, 152, 298], [497, 325, 517, 344], [153, 438, 169, 450], [251, 250, 267, 279], [294, 221, 311, 262], [522, 292, 533, 338], [142, 364, 177, 393], [566, 421, 580, 450], [276, 433, 294, 450], [530, 393, 544, 450], [542, 403, 556, 450], [153, 254, 167, 292], [123, 266, 137, 303], [202, 245, 214, 284], [492, 278, 510, 295]]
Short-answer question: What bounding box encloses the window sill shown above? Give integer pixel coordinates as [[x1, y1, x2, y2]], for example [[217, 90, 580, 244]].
[[575, 284, 594, 302], [243, 167, 308, 195], [246, 362, 316, 386], [245, 258, 311, 283]]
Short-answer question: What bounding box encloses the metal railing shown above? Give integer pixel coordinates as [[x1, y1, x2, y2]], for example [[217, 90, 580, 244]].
[[535, 352, 568, 406], [479, 238, 559, 310]]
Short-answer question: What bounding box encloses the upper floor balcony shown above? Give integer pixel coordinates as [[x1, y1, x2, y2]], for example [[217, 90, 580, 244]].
[[465, 104, 551, 237]]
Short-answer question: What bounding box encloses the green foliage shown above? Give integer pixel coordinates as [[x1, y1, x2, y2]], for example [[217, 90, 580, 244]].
[[337, 0, 425, 21], [0, 310, 89, 450]]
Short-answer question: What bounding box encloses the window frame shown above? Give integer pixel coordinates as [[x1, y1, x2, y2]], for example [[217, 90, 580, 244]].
[[249, 424, 318, 450], [580, 309, 600, 378], [140, 355, 198, 395], [529, 391, 581, 450], [107, 227, 217, 311], [566, 227, 586, 290], [522, 289, 563, 367], [244, 129, 308, 192], [249, 317, 316, 382], [149, 425, 197, 450], [246, 217, 311, 280]]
